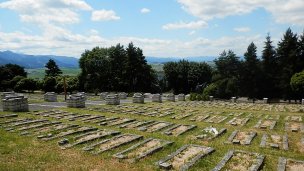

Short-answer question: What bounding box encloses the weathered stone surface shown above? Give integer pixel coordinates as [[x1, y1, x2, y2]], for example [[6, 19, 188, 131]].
[[0, 114, 18, 119], [285, 122, 304, 133], [119, 92, 128, 99], [205, 116, 227, 123], [166, 94, 175, 102], [66, 94, 85, 108], [225, 130, 257, 145], [40, 126, 97, 141], [105, 94, 120, 105], [152, 94, 162, 103], [114, 138, 173, 161], [157, 144, 214, 171], [190, 114, 210, 122], [138, 121, 173, 133], [177, 94, 185, 101], [119, 120, 154, 129], [60, 129, 120, 149], [100, 92, 109, 100], [35, 124, 78, 136], [278, 157, 304, 171], [254, 119, 277, 130], [133, 93, 144, 104], [227, 117, 250, 126], [83, 134, 143, 154], [212, 150, 265, 171], [2, 94, 29, 112], [44, 92, 57, 102], [163, 124, 196, 136]]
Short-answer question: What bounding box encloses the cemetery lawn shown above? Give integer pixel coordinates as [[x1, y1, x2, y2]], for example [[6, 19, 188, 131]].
[[0, 101, 304, 170]]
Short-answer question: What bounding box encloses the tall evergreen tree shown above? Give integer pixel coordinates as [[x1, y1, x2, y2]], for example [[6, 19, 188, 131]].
[[297, 31, 304, 72], [240, 42, 261, 99], [213, 50, 241, 98], [45, 59, 62, 77], [276, 28, 298, 100], [261, 33, 278, 98]]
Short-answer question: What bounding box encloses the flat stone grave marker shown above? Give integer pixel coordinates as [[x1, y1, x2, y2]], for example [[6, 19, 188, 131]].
[[98, 117, 121, 125], [4, 119, 49, 131], [225, 130, 257, 145], [157, 144, 214, 171], [0, 118, 31, 127], [106, 118, 136, 126], [91, 117, 119, 124], [65, 114, 92, 121], [205, 116, 228, 123], [82, 115, 105, 122], [39, 126, 97, 141], [227, 112, 244, 117], [285, 122, 304, 132], [212, 150, 265, 171], [265, 115, 280, 120], [158, 111, 175, 117], [171, 113, 193, 120], [119, 120, 154, 129], [83, 134, 143, 154], [138, 121, 173, 133], [260, 134, 288, 150], [114, 138, 173, 161], [278, 157, 304, 171], [35, 124, 79, 135], [163, 124, 196, 136], [254, 119, 277, 130], [0, 113, 18, 119], [226, 117, 250, 126], [195, 126, 227, 141], [59, 129, 120, 149], [18, 121, 62, 134], [189, 114, 210, 122], [285, 116, 302, 122]]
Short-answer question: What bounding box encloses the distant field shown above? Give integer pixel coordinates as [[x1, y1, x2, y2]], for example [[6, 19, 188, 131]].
[[26, 68, 81, 79], [26, 64, 164, 79]]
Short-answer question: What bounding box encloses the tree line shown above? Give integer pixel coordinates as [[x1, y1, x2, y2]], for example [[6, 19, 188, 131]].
[[164, 28, 304, 101]]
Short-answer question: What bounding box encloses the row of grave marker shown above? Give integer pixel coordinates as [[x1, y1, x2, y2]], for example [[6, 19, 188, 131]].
[[1, 114, 303, 171]]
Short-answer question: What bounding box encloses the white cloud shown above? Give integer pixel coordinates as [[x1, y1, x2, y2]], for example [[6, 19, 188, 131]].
[[177, 0, 304, 26], [0, 27, 270, 58], [140, 8, 151, 14], [0, 0, 92, 25], [163, 20, 208, 30], [234, 27, 251, 32], [91, 10, 120, 21]]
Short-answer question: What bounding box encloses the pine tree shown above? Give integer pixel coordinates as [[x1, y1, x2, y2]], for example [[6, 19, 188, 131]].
[[45, 59, 62, 77], [241, 42, 261, 99], [261, 34, 278, 98], [276, 28, 298, 100]]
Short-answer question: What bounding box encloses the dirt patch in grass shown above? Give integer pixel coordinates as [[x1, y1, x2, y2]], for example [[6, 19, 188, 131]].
[[171, 146, 204, 170], [127, 139, 161, 158], [286, 160, 304, 171]]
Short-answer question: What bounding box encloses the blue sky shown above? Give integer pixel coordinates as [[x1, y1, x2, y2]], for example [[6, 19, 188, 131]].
[[0, 0, 303, 58]]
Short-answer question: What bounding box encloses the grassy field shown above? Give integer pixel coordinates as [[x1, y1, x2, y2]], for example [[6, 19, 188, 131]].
[[0, 99, 304, 170]]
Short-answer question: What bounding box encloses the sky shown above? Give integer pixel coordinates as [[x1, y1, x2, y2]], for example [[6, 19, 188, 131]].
[[0, 0, 303, 58]]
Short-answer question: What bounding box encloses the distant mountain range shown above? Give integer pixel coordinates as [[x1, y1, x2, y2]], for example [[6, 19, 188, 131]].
[[0, 51, 79, 69], [0, 51, 217, 69]]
